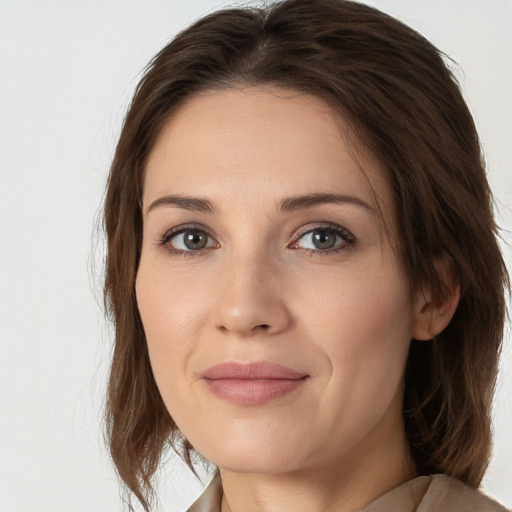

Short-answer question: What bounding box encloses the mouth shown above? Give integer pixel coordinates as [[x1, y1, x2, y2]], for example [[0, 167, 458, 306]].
[[201, 361, 309, 405]]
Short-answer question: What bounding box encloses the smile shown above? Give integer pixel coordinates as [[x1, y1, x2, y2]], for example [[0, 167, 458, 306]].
[[201, 361, 309, 405]]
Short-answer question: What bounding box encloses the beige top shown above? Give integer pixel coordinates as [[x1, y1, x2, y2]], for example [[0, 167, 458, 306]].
[[186, 474, 510, 512]]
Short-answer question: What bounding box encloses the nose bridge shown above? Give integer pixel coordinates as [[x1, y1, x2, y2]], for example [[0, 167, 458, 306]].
[[213, 241, 291, 337]]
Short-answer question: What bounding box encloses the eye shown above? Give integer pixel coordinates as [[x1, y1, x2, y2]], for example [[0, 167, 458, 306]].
[[157, 225, 217, 255], [291, 224, 355, 253], [169, 229, 216, 251]]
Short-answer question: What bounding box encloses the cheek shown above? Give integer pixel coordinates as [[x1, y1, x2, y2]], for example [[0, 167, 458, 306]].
[[322, 251, 411, 333], [135, 260, 205, 385], [136, 252, 210, 331], [135, 265, 212, 443], [302, 263, 413, 409]]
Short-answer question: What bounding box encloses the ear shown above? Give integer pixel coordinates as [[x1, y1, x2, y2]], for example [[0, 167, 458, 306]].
[[412, 256, 461, 341]]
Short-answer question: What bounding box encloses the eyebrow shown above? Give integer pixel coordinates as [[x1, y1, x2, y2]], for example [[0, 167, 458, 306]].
[[147, 195, 215, 214], [146, 192, 375, 215], [278, 192, 375, 213]]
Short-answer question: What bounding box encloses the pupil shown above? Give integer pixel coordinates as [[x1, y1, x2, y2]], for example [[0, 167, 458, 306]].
[[313, 230, 335, 250], [184, 231, 207, 250]]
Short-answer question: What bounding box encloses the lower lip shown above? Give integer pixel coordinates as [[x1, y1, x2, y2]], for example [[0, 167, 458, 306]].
[[204, 377, 308, 405]]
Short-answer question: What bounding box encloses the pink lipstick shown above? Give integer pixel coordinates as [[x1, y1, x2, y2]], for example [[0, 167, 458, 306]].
[[201, 361, 309, 405]]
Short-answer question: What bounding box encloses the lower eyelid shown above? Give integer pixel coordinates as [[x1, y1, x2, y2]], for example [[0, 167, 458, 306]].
[[154, 224, 355, 255], [156, 224, 214, 246]]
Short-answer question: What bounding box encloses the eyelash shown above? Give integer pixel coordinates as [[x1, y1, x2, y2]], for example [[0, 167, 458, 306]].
[[155, 223, 216, 259], [290, 223, 356, 256], [155, 222, 356, 259]]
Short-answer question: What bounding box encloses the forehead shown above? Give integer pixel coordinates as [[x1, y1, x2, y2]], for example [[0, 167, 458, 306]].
[[143, 86, 392, 219]]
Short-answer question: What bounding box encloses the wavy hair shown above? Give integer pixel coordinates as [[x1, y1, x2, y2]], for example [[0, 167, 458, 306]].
[[103, 0, 509, 509]]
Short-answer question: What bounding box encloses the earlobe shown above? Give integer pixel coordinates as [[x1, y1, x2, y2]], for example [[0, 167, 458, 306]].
[[411, 257, 461, 341]]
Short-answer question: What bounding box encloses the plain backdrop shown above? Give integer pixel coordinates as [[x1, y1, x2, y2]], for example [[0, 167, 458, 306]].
[[1, 0, 511, 510]]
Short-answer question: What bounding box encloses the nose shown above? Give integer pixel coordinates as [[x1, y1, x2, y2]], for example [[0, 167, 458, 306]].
[[212, 251, 293, 338]]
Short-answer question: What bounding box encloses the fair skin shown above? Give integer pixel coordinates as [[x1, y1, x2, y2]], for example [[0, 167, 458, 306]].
[[136, 87, 457, 512]]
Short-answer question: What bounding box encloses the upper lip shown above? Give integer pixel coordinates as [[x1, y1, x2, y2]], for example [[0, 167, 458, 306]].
[[201, 361, 308, 380]]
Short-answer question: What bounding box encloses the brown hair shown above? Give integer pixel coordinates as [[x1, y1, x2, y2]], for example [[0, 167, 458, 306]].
[[103, 0, 509, 509]]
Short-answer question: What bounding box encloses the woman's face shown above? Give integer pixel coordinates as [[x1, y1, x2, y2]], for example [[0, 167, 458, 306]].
[[136, 87, 424, 475]]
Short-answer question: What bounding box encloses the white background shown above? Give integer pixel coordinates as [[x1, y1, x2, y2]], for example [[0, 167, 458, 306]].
[[1, 0, 511, 510]]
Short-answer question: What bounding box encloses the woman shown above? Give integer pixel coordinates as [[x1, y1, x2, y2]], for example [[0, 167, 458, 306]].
[[103, 0, 509, 510]]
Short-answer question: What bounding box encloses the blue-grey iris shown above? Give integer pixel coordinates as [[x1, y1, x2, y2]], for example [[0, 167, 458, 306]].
[[184, 231, 208, 250], [312, 230, 336, 250]]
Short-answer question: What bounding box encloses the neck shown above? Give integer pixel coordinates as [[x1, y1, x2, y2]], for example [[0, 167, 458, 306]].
[[219, 412, 414, 512]]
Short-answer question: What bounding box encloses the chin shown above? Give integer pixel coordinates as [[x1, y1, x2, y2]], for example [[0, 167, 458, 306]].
[[195, 433, 307, 475]]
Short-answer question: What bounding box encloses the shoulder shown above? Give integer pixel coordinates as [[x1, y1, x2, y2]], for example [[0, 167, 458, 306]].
[[419, 475, 510, 512], [186, 476, 223, 512], [363, 474, 509, 512]]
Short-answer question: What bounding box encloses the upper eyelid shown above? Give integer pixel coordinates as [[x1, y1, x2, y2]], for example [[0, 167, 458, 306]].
[[164, 222, 214, 237], [292, 223, 354, 240], [159, 221, 351, 236], [155, 221, 354, 249], [155, 223, 217, 247]]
